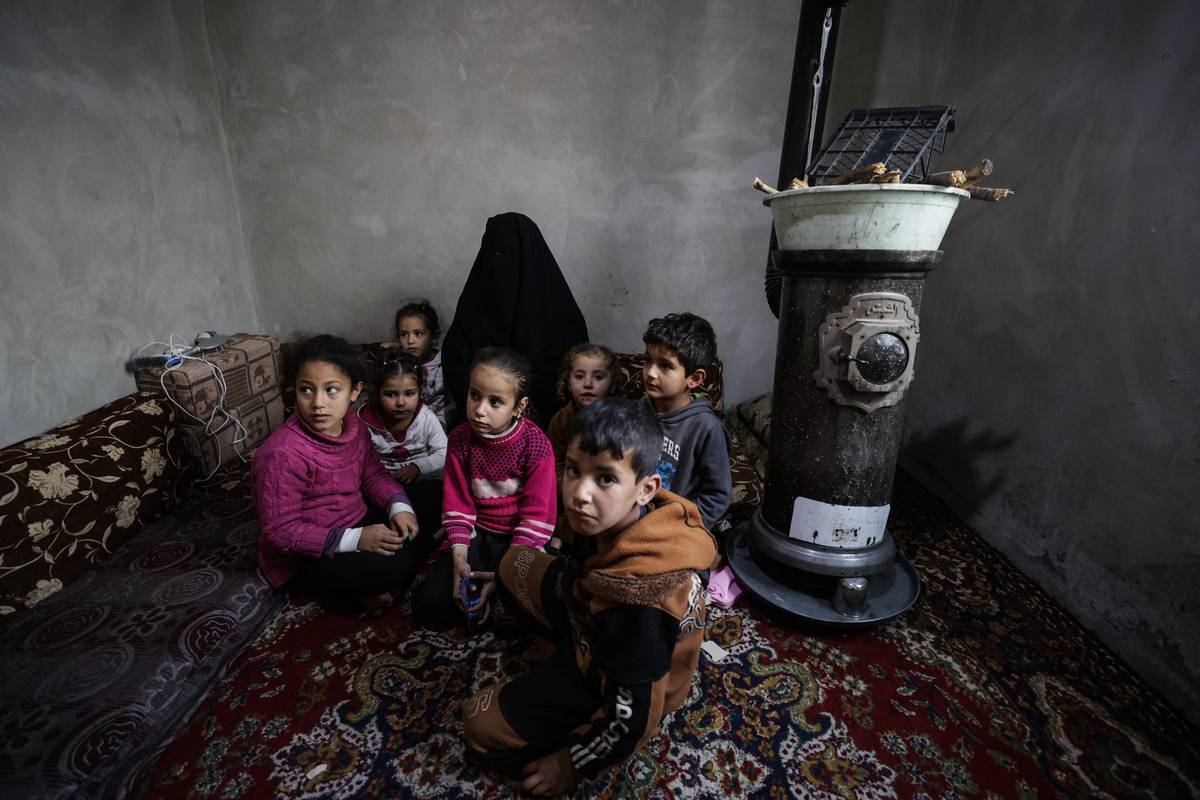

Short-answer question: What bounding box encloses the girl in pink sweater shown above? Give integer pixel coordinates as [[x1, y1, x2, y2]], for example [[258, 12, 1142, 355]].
[[252, 335, 432, 606], [411, 347, 557, 629]]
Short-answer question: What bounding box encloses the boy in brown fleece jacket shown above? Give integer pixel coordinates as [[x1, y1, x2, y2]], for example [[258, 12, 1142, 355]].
[[463, 398, 717, 796]]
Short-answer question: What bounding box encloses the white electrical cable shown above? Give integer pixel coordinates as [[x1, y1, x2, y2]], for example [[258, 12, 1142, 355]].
[[141, 333, 251, 481]]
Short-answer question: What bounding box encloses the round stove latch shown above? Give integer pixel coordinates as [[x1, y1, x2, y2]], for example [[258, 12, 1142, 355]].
[[815, 292, 919, 412]]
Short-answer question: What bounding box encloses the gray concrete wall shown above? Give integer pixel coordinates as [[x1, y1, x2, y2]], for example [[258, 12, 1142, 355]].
[[828, 0, 1200, 721], [203, 0, 794, 403], [0, 1, 258, 446], [2, 0, 1193, 724]]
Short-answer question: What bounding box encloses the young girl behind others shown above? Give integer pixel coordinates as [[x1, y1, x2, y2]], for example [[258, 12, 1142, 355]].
[[547, 343, 616, 477], [252, 335, 431, 607], [358, 352, 447, 537], [411, 347, 556, 629], [544, 344, 616, 555], [394, 299, 447, 426]]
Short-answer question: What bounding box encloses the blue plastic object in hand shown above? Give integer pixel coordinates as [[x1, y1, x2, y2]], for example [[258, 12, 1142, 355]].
[[460, 578, 485, 623]]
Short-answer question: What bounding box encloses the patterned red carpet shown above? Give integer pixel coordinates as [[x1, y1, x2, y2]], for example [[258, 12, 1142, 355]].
[[138, 473, 1200, 798]]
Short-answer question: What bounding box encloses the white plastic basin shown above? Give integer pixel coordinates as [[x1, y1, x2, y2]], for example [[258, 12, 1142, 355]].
[[764, 183, 968, 251]]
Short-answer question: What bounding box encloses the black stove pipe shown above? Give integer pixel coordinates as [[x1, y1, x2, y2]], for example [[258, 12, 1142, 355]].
[[765, 0, 847, 318]]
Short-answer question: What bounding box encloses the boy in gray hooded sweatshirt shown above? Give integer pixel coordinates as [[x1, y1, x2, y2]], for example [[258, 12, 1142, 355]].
[[641, 313, 732, 529]]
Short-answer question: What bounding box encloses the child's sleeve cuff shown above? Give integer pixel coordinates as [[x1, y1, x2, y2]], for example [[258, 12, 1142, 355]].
[[444, 526, 472, 548], [387, 499, 414, 519], [333, 527, 363, 554]]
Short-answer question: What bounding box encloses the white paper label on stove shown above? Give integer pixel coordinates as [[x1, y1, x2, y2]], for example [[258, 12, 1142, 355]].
[[788, 495, 890, 548]]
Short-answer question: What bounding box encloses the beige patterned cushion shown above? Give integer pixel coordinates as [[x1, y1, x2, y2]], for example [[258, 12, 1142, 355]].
[[134, 334, 285, 474]]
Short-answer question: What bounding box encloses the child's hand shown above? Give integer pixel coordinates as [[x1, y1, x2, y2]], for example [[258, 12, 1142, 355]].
[[471, 570, 496, 611], [451, 544, 472, 607], [359, 524, 405, 556], [392, 464, 420, 484], [521, 750, 575, 796], [389, 511, 419, 542]]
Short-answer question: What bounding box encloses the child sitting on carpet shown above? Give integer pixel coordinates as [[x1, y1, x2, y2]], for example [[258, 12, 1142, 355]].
[[393, 298, 448, 426], [358, 352, 447, 539], [462, 398, 717, 795], [252, 334, 432, 607], [410, 346, 557, 629], [642, 312, 731, 531]]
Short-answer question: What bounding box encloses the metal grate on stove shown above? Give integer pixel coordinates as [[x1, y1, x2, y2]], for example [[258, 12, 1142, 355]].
[[805, 105, 956, 185]]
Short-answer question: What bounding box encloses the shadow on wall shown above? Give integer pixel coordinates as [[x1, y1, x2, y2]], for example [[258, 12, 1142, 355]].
[[901, 416, 1018, 515]]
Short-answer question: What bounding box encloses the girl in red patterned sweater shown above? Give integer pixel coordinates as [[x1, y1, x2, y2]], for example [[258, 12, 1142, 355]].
[[411, 347, 557, 629]]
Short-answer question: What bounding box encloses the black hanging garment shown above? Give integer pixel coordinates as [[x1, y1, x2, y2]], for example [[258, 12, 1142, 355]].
[[442, 212, 589, 429]]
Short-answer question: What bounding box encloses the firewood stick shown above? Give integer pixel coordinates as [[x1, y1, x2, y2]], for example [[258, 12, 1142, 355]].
[[962, 158, 994, 187], [786, 177, 809, 190], [831, 162, 887, 185], [967, 186, 1013, 201], [924, 169, 967, 187], [752, 177, 779, 195], [869, 169, 902, 184]]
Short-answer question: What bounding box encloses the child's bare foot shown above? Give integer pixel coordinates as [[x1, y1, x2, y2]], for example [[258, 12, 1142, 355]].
[[362, 592, 394, 609]]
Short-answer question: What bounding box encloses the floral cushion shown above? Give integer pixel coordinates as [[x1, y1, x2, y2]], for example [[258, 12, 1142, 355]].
[[728, 393, 773, 483], [0, 393, 189, 616], [724, 433, 762, 525], [735, 392, 772, 447]]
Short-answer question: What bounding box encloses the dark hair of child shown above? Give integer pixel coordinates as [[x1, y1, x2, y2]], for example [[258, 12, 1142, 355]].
[[643, 312, 717, 375], [471, 346, 532, 402], [556, 342, 617, 401], [375, 351, 425, 393], [283, 334, 368, 387], [566, 397, 664, 480], [393, 298, 441, 340]]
